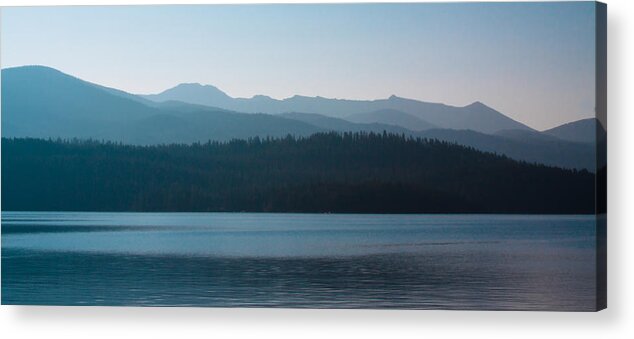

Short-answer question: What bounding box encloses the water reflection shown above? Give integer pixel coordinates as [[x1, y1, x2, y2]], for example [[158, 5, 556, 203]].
[[1, 212, 597, 310]]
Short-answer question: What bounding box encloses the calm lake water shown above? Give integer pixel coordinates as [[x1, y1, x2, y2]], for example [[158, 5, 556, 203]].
[[1, 212, 597, 310]]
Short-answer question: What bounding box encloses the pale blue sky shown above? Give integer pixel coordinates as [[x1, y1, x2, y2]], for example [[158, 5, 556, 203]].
[[1, 3, 597, 130]]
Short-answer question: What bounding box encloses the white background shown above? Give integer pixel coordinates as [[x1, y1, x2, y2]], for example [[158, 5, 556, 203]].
[[0, 0, 632, 338]]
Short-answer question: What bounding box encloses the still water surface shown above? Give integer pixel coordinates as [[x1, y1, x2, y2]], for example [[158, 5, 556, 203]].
[[1, 212, 597, 310]]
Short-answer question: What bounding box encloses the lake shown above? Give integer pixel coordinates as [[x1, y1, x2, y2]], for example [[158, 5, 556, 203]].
[[1, 212, 597, 310]]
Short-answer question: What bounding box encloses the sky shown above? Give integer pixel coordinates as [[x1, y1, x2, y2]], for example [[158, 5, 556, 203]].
[[1, 2, 597, 130]]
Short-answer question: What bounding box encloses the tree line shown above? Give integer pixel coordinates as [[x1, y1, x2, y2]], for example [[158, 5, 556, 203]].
[[1, 132, 596, 213]]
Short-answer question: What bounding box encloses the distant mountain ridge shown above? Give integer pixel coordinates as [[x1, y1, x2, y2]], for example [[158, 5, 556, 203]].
[[345, 109, 437, 131], [143, 83, 234, 108], [1, 66, 323, 143], [1, 65, 598, 171], [543, 118, 605, 144], [140, 83, 533, 134]]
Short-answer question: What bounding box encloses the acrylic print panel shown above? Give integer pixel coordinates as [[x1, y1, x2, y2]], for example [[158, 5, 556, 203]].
[[0, 2, 607, 311]]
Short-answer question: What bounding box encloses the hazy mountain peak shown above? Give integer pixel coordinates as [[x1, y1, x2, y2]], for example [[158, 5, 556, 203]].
[[543, 117, 601, 144], [176, 82, 203, 87], [2, 64, 162, 138], [160, 82, 228, 96], [5, 64, 61, 72], [142, 81, 232, 107], [172, 82, 205, 89], [289, 94, 309, 99], [3, 65, 82, 84], [466, 101, 485, 108]]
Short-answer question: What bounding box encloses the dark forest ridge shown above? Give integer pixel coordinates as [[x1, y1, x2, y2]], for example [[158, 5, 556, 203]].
[[1, 65, 601, 171], [2, 132, 595, 214]]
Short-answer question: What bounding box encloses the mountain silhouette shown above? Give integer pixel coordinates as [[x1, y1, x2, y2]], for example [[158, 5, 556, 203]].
[[1, 65, 597, 170], [143, 83, 234, 108], [420, 128, 595, 171], [543, 118, 604, 144], [278, 112, 596, 170], [1, 65, 159, 139], [141, 85, 532, 134], [345, 109, 436, 131], [1, 66, 322, 143]]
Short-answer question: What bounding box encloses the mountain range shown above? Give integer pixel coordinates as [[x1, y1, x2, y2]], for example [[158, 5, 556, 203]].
[[1, 65, 602, 171], [142, 83, 532, 134]]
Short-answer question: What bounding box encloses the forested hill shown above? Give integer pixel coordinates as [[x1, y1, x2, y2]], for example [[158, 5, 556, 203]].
[[1, 132, 595, 214]]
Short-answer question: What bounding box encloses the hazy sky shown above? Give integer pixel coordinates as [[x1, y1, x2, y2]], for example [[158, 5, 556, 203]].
[[1, 3, 597, 130]]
